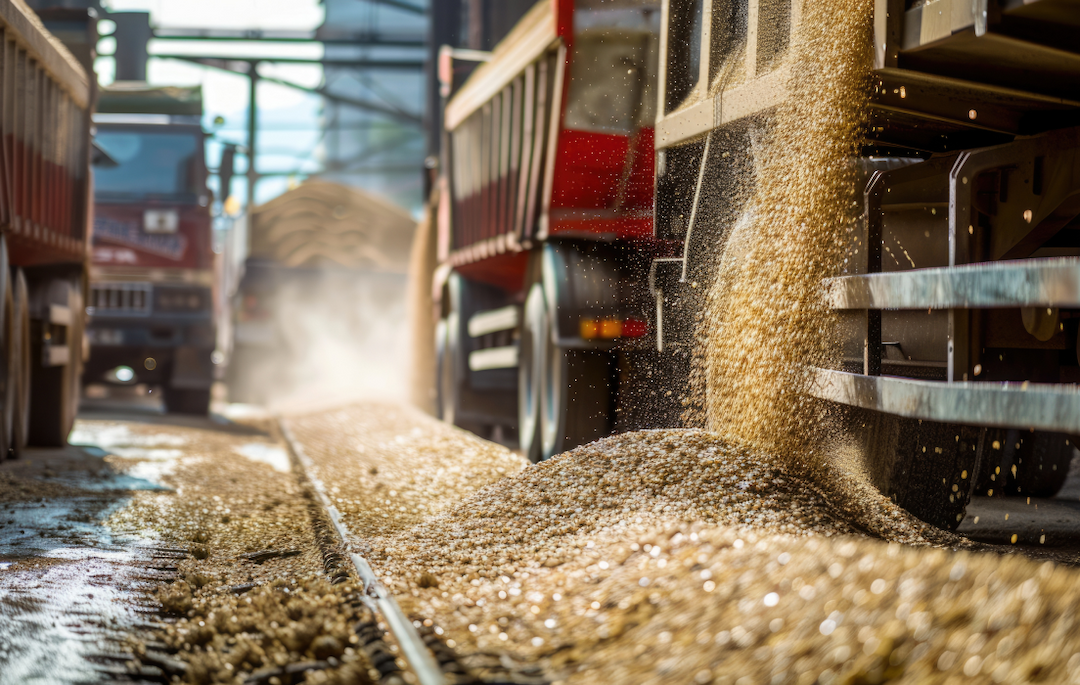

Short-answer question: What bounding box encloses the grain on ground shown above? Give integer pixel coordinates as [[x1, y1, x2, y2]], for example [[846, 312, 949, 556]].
[[92, 418, 371, 684], [283, 401, 527, 541], [0, 471, 87, 502], [368, 430, 1080, 684]]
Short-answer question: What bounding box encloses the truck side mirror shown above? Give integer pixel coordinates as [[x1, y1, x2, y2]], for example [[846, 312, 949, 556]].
[[91, 138, 119, 168], [219, 144, 237, 204]]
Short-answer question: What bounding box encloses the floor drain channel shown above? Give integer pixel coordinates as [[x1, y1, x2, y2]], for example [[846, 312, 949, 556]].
[[280, 418, 479, 685]]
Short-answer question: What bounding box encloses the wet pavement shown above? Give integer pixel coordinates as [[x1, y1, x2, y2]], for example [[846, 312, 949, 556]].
[[0, 430, 165, 683], [0, 399, 306, 685]]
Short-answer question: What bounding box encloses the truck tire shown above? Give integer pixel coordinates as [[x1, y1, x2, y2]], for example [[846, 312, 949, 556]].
[[858, 410, 981, 531], [0, 265, 14, 459], [28, 280, 79, 447], [10, 270, 29, 457], [518, 284, 545, 462], [436, 312, 459, 424], [163, 387, 211, 415], [67, 287, 84, 424], [975, 429, 1074, 498], [539, 317, 613, 461]]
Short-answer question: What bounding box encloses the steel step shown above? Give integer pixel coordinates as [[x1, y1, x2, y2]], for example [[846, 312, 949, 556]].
[[468, 345, 519, 371], [824, 257, 1080, 310], [811, 368, 1080, 432]]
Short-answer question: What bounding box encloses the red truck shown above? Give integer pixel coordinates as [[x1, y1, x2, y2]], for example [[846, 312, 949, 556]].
[[85, 85, 216, 414], [433, 0, 665, 461], [0, 0, 93, 453]]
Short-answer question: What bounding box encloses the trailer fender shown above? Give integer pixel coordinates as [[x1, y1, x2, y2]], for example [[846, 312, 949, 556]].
[[540, 241, 621, 350], [445, 271, 516, 377]]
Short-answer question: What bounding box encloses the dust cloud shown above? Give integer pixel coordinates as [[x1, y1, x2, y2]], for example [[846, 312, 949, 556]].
[[230, 270, 410, 413]]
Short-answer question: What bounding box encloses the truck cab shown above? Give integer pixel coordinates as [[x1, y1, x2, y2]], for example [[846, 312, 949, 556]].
[[86, 85, 216, 414]]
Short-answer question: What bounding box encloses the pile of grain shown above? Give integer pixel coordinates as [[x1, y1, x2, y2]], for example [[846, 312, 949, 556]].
[[374, 430, 856, 581], [373, 430, 953, 579], [565, 526, 1080, 685], [371, 432, 1080, 684]]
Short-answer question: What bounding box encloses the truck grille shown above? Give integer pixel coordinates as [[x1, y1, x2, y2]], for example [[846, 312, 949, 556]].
[[87, 282, 152, 315]]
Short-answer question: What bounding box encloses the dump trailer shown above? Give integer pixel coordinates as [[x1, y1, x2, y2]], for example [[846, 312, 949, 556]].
[[85, 85, 216, 415], [651, 0, 1080, 529], [434, 0, 666, 461], [0, 1, 92, 453]]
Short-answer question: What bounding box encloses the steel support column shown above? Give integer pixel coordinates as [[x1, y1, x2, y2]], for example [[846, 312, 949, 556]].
[[246, 60, 258, 233]]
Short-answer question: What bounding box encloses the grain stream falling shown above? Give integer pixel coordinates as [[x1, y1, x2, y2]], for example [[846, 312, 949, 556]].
[[703, 0, 873, 454]]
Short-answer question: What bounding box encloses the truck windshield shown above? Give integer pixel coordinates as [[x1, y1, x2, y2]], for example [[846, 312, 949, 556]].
[[94, 129, 201, 202], [565, 28, 658, 134]]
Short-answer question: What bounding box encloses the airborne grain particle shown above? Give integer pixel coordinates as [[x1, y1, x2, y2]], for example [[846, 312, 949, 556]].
[[701, 0, 874, 456]]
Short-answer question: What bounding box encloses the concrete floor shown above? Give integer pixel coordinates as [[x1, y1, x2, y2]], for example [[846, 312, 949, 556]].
[[957, 453, 1080, 547]]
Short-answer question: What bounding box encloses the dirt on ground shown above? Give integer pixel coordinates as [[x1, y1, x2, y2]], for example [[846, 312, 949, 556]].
[[0, 470, 89, 502]]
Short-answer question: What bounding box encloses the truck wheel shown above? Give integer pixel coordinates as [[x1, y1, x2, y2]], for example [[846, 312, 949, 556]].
[[434, 317, 449, 421], [10, 270, 29, 457], [28, 280, 79, 447], [539, 317, 612, 461], [976, 429, 1074, 498], [0, 263, 12, 459], [859, 410, 981, 531], [163, 387, 211, 415], [518, 284, 545, 462], [436, 311, 468, 427]]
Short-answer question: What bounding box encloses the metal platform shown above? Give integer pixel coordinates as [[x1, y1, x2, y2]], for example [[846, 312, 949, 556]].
[[811, 368, 1080, 433], [824, 257, 1080, 310]]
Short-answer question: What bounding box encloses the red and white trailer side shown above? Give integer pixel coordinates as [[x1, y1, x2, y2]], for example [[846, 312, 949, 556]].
[[0, 0, 91, 452]]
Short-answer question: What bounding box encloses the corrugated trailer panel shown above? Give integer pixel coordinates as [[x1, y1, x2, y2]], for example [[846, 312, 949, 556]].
[[0, 0, 89, 267]]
